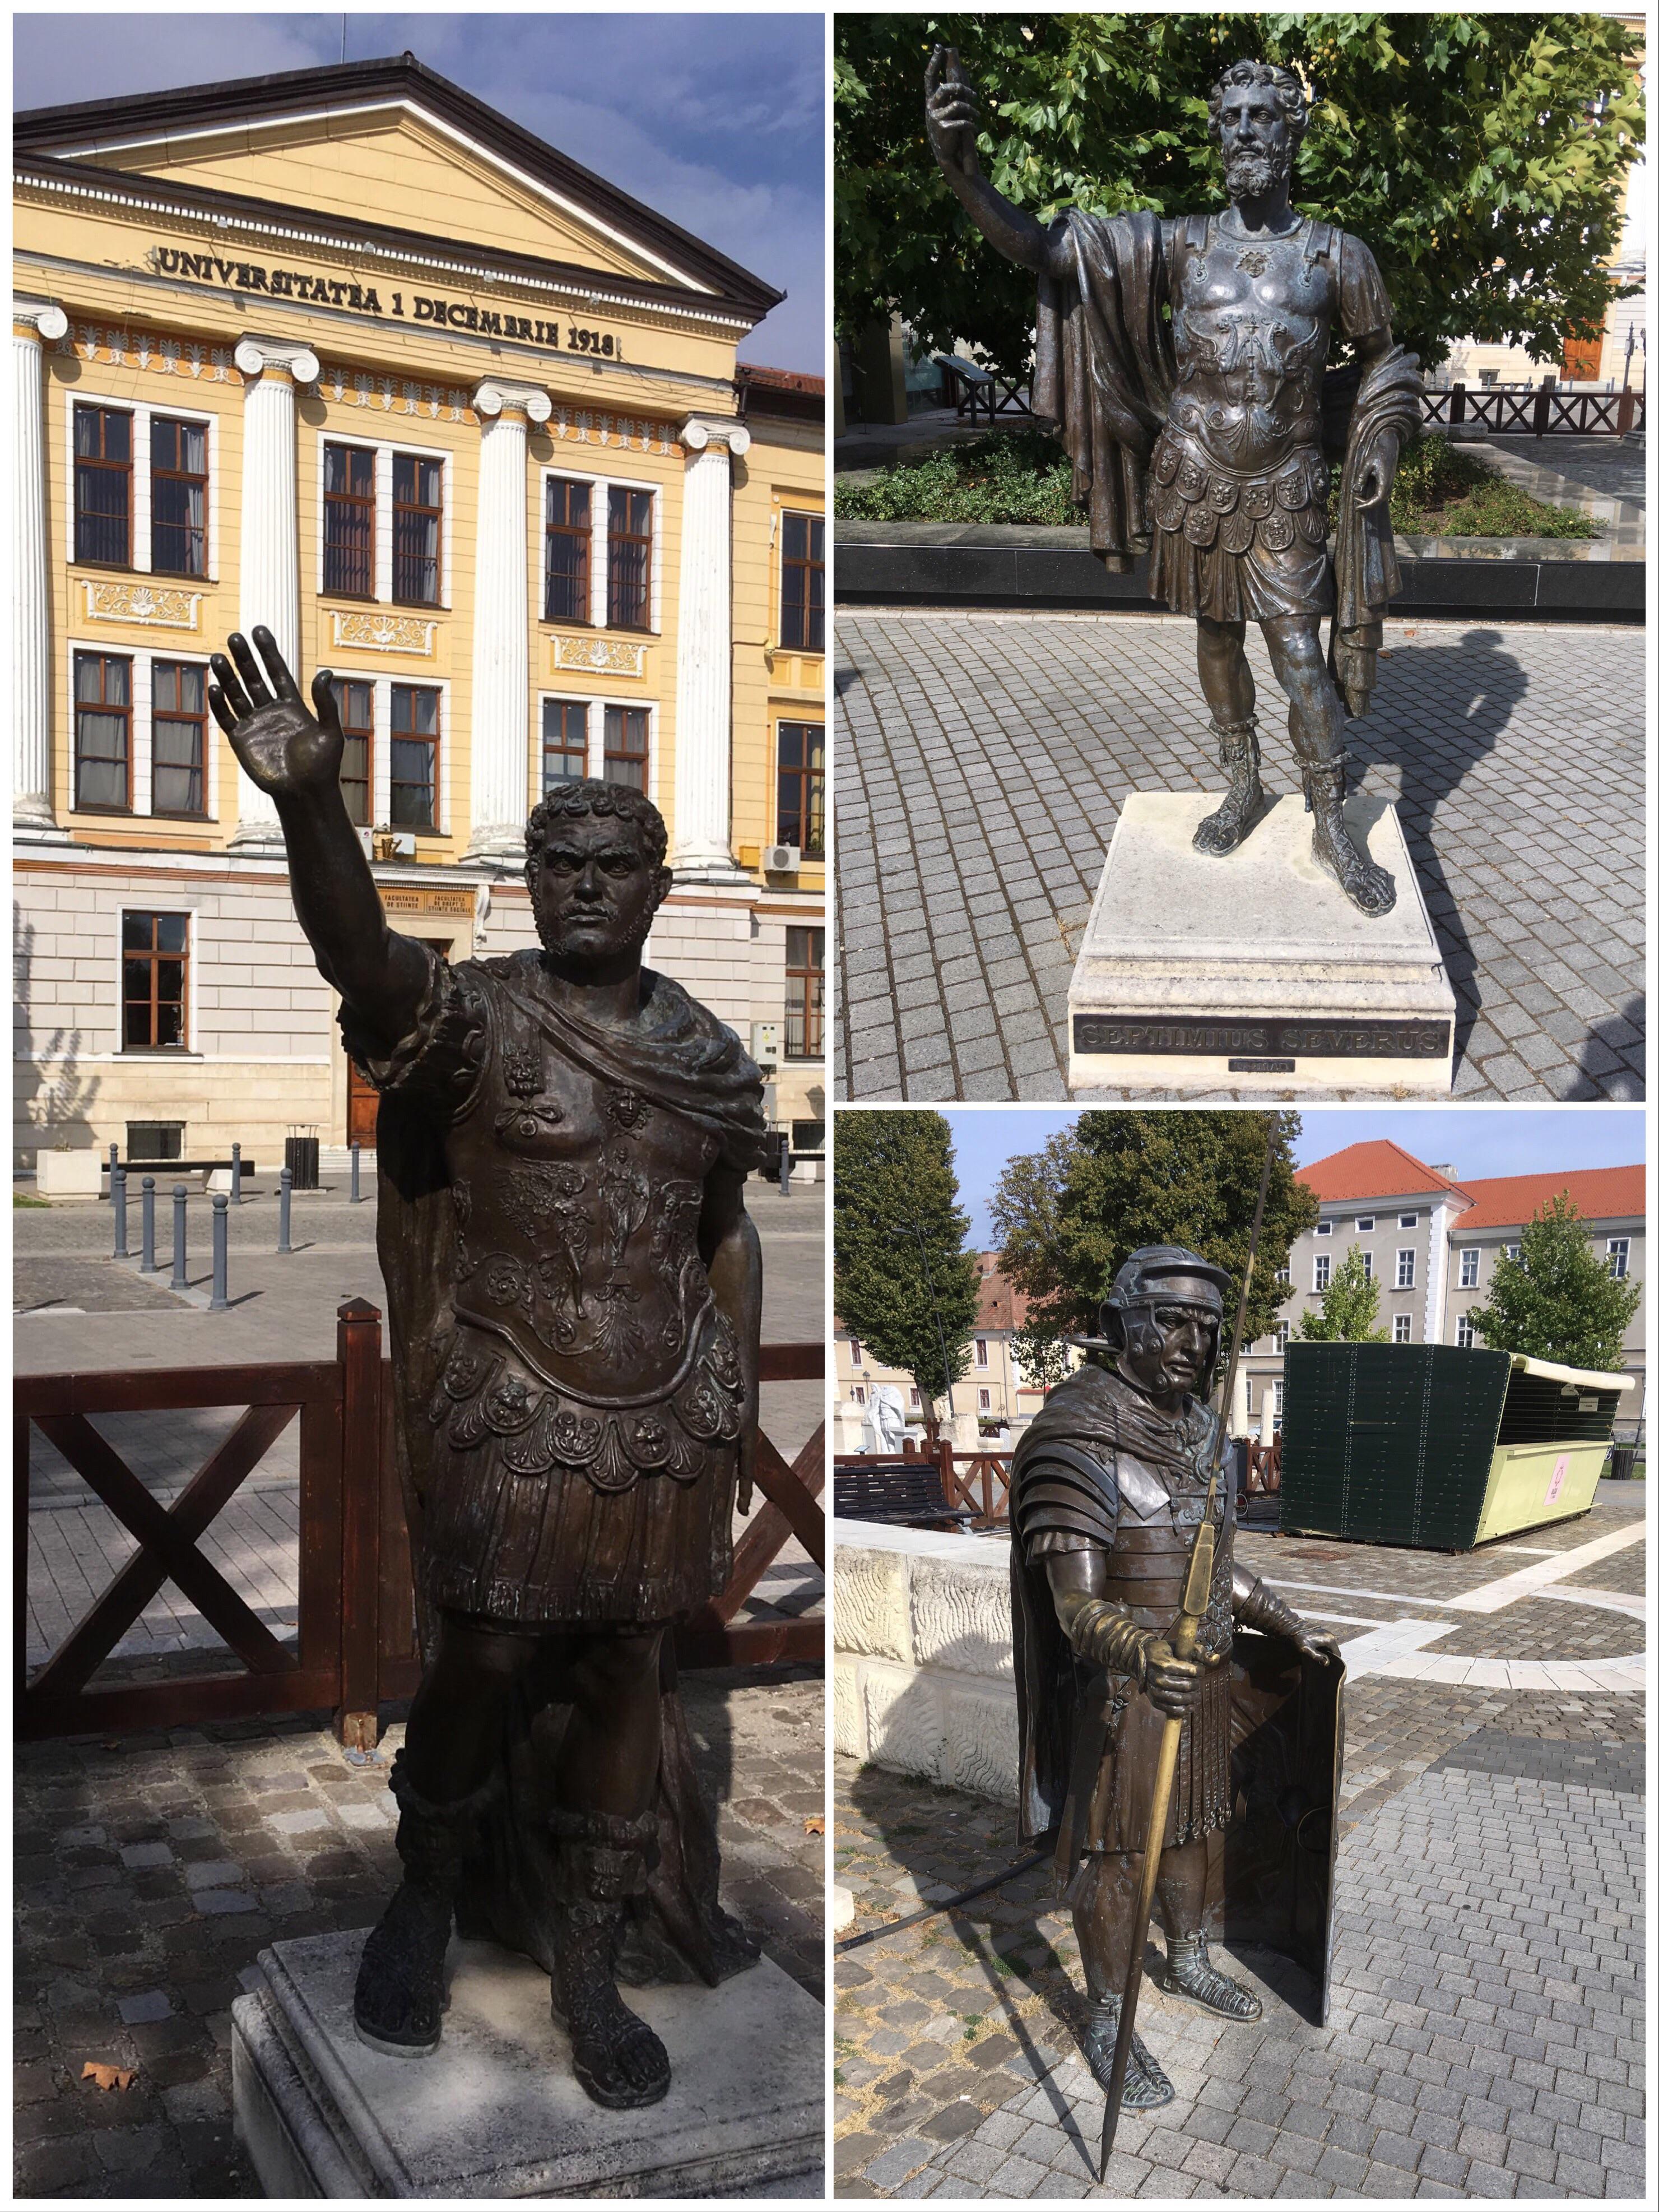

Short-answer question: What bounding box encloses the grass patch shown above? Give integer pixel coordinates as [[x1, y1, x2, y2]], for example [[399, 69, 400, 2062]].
[[837, 429, 1600, 539], [14, 1192, 49, 1208]]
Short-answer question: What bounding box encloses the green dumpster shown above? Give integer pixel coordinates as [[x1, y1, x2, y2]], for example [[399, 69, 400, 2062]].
[[1280, 1344, 1633, 1552]]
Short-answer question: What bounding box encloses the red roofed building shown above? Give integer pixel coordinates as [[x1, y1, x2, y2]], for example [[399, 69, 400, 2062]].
[[1240, 1140, 1646, 1434]]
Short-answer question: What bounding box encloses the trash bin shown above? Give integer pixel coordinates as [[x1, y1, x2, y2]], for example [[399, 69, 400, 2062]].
[[284, 1135, 319, 1191], [1608, 1445, 1637, 1482]]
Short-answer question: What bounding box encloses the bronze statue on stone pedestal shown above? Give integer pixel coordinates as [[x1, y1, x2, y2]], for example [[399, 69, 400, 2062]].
[[926, 50, 1424, 917], [209, 627, 765, 2111]]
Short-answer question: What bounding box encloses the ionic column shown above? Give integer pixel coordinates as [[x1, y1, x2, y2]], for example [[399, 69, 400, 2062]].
[[672, 416, 751, 879], [14, 297, 69, 841], [231, 335, 319, 851], [466, 378, 550, 862]]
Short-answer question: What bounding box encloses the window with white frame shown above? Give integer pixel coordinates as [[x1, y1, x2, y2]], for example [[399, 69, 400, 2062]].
[[1271, 1327, 1287, 1354], [1359, 1252, 1373, 1281], [1276, 1264, 1292, 1284], [320, 437, 450, 606], [1607, 1239, 1630, 1281], [851, 1385, 866, 1404], [908, 1386, 921, 1408], [978, 1388, 992, 1412], [1356, 1216, 1374, 1232], [1456, 1314, 1476, 1348], [72, 396, 217, 578], [1393, 1314, 1412, 1343], [542, 698, 589, 789], [1396, 1249, 1415, 1290], [1460, 1248, 1480, 1290], [1314, 1254, 1331, 1292], [1315, 1220, 1332, 1236], [540, 470, 659, 633], [1398, 1213, 1419, 1228], [1504, 1243, 1521, 1260], [849, 1339, 863, 1367], [71, 644, 216, 821], [974, 1338, 989, 1368]]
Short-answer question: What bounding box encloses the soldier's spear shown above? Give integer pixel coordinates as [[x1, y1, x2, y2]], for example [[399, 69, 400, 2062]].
[[1098, 1111, 1282, 2182]]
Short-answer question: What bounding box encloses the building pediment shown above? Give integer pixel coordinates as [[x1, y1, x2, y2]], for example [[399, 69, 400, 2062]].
[[14, 52, 781, 318]]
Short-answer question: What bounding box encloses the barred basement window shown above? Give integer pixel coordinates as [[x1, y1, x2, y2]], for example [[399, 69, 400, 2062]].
[[543, 479, 592, 622], [152, 661, 208, 817], [74, 403, 133, 567], [122, 911, 189, 1050], [323, 443, 376, 597], [151, 417, 209, 578], [779, 511, 823, 651]]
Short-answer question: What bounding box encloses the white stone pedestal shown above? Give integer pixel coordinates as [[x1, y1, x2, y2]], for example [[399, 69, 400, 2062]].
[[231, 1933, 823, 2198], [1067, 791, 1456, 1094]]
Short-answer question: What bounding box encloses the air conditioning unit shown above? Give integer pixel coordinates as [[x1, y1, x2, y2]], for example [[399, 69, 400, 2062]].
[[762, 843, 801, 874], [751, 1021, 782, 1068]]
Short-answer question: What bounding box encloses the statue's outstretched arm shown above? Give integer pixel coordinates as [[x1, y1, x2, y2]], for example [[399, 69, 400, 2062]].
[[925, 46, 1071, 280]]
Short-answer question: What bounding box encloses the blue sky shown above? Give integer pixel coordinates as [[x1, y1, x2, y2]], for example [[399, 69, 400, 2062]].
[[938, 1109, 1647, 1249], [12, 12, 823, 370]]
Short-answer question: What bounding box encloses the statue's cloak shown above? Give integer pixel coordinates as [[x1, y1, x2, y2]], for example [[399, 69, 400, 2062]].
[[1033, 207, 1424, 715], [366, 955, 767, 1987]]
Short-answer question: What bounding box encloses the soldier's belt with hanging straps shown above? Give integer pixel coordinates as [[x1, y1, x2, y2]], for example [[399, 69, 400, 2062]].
[[1151, 438, 1332, 554]]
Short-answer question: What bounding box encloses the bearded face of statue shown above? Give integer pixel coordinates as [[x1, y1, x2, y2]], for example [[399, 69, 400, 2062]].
[[1215, 81, 1296, 205]]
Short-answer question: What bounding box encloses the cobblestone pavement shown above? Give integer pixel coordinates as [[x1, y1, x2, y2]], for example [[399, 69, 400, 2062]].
[[834, 612, 1643, 1102], [15, 1671, 825, 2200], [833, 1495, 1645, 2198]]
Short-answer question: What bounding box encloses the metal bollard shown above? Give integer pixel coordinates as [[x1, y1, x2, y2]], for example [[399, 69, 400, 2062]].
[[140, 1176, 157, 1273], [277, 1165, 292, 1254], [230, 1140, 243, 1205], [171, 1183, 189, 1292], [113, 1165, 128, 1259], [106, 1140, 119, 1199], [778, 1129, 792, 1199], [210, 1194, 230, 1310], [350, 1141, 362, 1203]]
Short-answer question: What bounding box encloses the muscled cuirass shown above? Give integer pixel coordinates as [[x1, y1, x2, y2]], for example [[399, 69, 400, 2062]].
[[1099, 1449, 1237, 1661], [1170, 217, 1335, 472], [427, 973, 745, 1482]]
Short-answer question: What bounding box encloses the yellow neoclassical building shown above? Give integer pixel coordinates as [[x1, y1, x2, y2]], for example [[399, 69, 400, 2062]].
[[13, 52, 825, 1171]]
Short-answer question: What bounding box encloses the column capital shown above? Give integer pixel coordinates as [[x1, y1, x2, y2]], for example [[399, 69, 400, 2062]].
[[473, 378, 552, 424], [234, 335, 320, 387], [13, 296, 68, 342], [679, 415, 751, 458]]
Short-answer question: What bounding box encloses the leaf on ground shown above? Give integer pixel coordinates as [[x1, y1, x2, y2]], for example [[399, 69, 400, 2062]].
[[81, 2062, 136, 2092], [804, 1815, 826, 1835]]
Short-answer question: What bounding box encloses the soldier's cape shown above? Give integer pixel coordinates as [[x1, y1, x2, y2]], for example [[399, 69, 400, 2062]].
[[363, 948, 768, 1988], [1010, 1360, 1345, 2023], [1033, 207, 1423, 716]]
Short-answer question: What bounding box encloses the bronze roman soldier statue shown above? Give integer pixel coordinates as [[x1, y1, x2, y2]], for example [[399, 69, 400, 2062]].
[[1009, 1246, 1342, 2107], [208, 628, 765, 2110], [926, 51, 1424, 917]]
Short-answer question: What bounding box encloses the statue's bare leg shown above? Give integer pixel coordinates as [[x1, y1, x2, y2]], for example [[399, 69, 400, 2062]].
[[1155, 1835, 1262, 2020], [355, 1613, 539, 2057], [1191, 615, 1266, 857], [548, 1626, 671, 2108], [1260, 614, 1396, 915], [1070, 1851, 1174, 2108]]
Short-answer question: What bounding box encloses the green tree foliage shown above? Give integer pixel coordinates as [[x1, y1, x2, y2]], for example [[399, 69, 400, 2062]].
[[835, 1111, 982, 1421], [1010, 1320, 1073, 1398], [1467, 1194, 1641, 1371], [989, 1111, 1317, 1359], [836, 12, 1643, 382], [1296, 1244, 1388, 1342]]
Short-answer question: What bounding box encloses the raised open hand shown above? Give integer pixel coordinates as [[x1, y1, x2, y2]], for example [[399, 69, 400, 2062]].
[[207, 627, 343, 799], [924, 45, 981, 178]]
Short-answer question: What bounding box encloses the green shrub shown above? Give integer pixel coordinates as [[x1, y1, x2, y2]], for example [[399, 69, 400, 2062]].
[[837, 430, 1600, 540]]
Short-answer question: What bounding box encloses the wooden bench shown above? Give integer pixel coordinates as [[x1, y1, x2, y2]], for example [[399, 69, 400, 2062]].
[[120, 1159, 259, 1177], [931, 353, 1033, 425], [833, 1457, 973, 1531]]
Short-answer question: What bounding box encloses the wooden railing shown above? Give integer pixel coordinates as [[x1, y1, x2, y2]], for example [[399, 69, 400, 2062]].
[[1423, 382, 1643, 438], [16, 1306, 824, 1743], [837, 1432, 1284, 1531]]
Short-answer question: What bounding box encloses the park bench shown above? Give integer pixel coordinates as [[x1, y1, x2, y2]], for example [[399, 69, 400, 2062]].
[[120, 1158, 259, 1177], [931, 352, 1032, 425], [834, 1457, 973, 1531]]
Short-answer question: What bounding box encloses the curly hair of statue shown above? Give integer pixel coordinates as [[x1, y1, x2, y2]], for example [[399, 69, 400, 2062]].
[[524, 777, 670, 870], [1206, 58, 1310, 146]]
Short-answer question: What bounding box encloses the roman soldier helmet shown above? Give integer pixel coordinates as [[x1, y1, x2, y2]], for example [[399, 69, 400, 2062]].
[[1075, 1244, 1233, 1396]]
